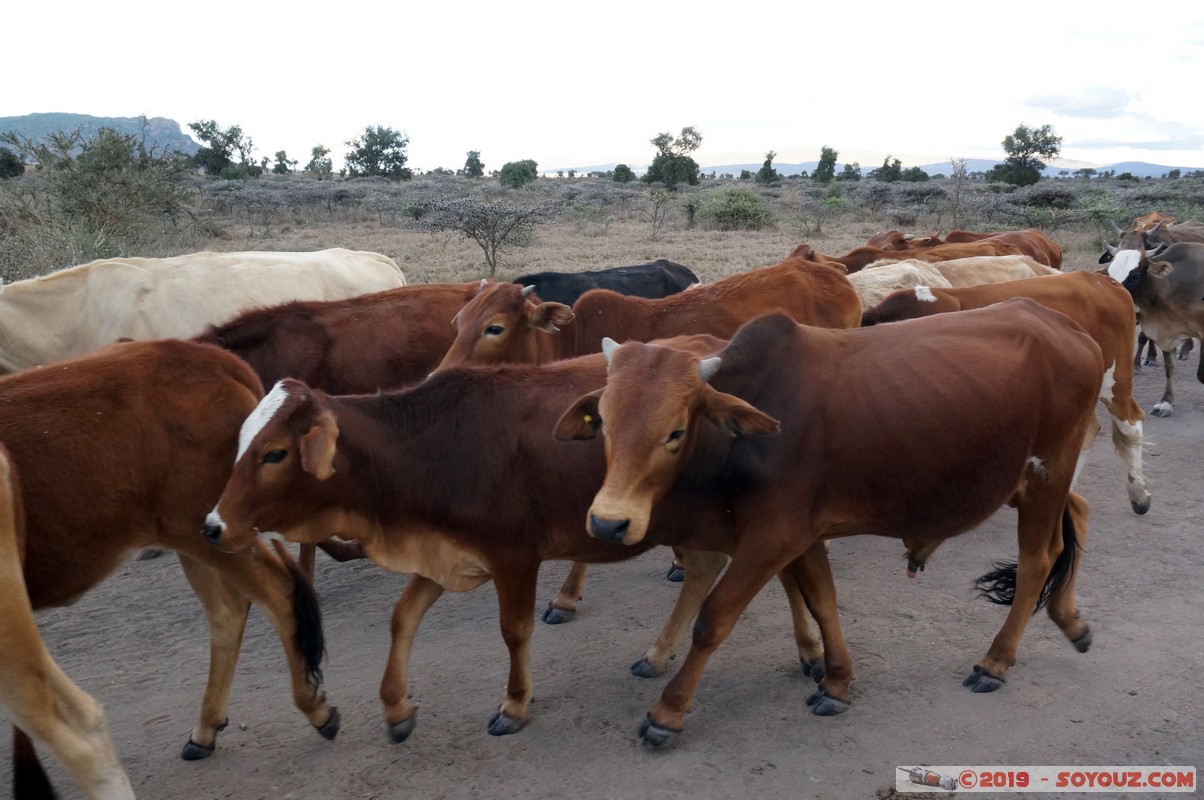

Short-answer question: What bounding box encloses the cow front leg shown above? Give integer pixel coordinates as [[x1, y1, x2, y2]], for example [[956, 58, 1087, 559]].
[[489, 563, 540, 735], [783, 545, 850, 712], [379, 575, 444, 743], [1150, 351, 1175, 417]]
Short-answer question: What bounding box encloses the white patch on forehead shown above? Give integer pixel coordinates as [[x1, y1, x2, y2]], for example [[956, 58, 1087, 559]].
[[913, 286, 937, 303], [237, 382, 290, 461], [1106, 249, 1141, 283]]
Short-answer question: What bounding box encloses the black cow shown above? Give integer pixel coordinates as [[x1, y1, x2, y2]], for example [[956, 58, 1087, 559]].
[[512, 259, 699, 306]]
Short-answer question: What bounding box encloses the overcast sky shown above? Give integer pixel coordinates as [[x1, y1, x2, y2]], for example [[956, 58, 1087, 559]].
[[6, 1, 1203, 173]]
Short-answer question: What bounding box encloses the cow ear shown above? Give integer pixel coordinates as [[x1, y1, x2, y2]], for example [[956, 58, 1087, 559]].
[[530, 302, 574, 333], [554, 390, 603, 440], [299, 409, 339, 480], [1148, 260, 1174, 279], [698, 385, 780, 438]]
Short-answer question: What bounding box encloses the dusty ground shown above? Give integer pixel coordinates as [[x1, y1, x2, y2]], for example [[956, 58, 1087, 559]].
[[8, 355, 1204, 800]]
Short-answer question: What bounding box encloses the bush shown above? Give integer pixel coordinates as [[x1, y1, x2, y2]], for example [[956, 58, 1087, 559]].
[[698, 186, 774, 231], [499, 159, 539, 189]]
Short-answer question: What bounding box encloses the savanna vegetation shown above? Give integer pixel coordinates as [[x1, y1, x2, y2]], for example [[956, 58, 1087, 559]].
[[1, 121, 1202, 285]]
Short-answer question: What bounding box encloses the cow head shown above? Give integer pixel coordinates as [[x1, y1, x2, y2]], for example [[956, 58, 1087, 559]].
[[203, 379, 343, 552], [436, 281, 574, 370], [554, 337, 778, 546]]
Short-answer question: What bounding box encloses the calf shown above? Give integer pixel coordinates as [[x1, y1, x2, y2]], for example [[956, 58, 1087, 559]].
[[560, 303, 1104, 746]]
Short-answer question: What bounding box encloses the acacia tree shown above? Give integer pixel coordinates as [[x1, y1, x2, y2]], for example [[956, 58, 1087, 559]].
[[813, 146, 838, 185], [498, 159, 539, 188], [271, 150, 297, 174], [990, 124, 1061, 186], [643, 126, 702, 189], [189, 119, 255, 176], [612, 163, 635, 183], [344, 126, 411, 179], [463, 150, 485, 178], [305, 145, 333, 179], [417, 198, 561, 274], [755, 151, 781, 184]]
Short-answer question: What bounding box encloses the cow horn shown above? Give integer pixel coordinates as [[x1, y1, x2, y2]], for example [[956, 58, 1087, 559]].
[[1110, 220, 1123, 235], [520, 284, 536, 298], [1148, 221, 1164, 236], [601, 337, 620, 363], [699, 357, 722, 383], [480, 278, 489, 287]]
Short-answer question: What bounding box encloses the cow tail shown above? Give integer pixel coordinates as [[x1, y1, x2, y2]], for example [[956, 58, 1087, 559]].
[[273, 539, 326, 691], [975, 504, 1078, 613]]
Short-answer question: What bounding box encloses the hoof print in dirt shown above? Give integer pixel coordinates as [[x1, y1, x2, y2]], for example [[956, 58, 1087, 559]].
[[316, 707, 340, 740], [541, 605, 575, 625], [638, 715, 681, 749], [388, 713, 416, 743], [963, 665, 1005, 693], [805, 687, 849, 716], [487, 710, 526, 736]]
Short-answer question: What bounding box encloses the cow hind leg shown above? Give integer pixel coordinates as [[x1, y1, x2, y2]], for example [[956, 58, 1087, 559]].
[[1109, 415, 1150, 514], [1150, 352, 1175, 417], [380, 575, 445, 743], [1045, 492, 1093, 652]]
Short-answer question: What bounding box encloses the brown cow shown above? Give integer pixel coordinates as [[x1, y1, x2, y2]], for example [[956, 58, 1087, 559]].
[[798, 239, 1025, 273], [436, 258, 861, 370], [0, 339, 338, 783], [861, 270, 1150, 513], [863, 230, 943, 251], [559, 303, 1104, 746], [0, 446, 135, 799], [200, 347, 826, 743], [942, 228, 1063, 268]]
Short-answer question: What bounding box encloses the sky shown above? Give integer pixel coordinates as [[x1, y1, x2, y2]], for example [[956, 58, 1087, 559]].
[[6, 1, 1204, 174]]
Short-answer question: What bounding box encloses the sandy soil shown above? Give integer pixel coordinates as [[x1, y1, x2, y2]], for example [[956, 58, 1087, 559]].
[[7, 360, 1203, 800]]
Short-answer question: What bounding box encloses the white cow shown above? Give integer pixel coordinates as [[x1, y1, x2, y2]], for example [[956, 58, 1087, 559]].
[[866, 254, 1059, 288], [0, 248, 406, 373], [847, 261, 952, 309]]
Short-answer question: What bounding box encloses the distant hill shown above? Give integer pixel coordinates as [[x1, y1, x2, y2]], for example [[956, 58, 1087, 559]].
[[0, 113, 200, 156]]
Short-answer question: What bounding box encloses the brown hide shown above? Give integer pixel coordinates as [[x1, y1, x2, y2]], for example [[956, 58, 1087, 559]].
[[0, 339, 336, 761], [942, 228, 1063, 268], [197, 282, 481, 393], [436, 258, 861, 369], [812, 239, 1026, 273]]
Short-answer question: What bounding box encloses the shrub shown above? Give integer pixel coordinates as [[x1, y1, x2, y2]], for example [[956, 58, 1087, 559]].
[[698, 186, 774, 231]]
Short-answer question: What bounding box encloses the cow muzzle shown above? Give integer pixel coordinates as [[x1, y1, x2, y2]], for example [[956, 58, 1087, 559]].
[[589, 514, 631, 544], [202, 511, 226, 544]]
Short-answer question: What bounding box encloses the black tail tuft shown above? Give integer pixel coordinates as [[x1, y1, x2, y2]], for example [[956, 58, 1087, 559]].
[[975, 505, 1079, 614], [283, 549, 326, 692]]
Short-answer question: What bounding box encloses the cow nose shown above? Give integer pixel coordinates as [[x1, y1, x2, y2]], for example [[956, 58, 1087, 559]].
[[589, 514, 630, 543], [202, 512, 225, 544]]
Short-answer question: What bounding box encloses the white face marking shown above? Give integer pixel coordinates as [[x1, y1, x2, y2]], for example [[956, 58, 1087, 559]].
[[1026, 456, 1049, 480], [1106, 249, 1141, 283], [913, 286, 937, 303], [205, 509, 225, 530], [237, 382, 290, 461], [1099, 362, 1117, 402]]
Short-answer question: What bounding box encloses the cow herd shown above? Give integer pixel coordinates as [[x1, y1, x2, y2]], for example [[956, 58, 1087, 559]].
[[3, 217, 1203, 798]]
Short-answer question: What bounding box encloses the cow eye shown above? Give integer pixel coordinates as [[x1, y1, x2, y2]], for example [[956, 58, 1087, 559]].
[[666, 429, 686, 447], [263, 449, 287, 464], [484, 324, 505, 336]]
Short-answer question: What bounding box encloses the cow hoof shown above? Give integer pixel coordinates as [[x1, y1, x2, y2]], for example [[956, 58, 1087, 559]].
[[1072, 626, 1093, 653], [1131, 497, 1151, 515], [1149, 403, 1173, 418], [136, 547, 165, 561], [541, 605, 575, 625], [630, 658, 663, 678], [638, 714, 682, 749], [316, 707, 340, 740], [801, 658, 826, 684], [180, 738, 215, 761], [962, 665, 1005, 693], [487, 710, 526, 736], [805, 688, 849, 716], [388, 713, 416, 743], [664, 564, 685, 583]]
